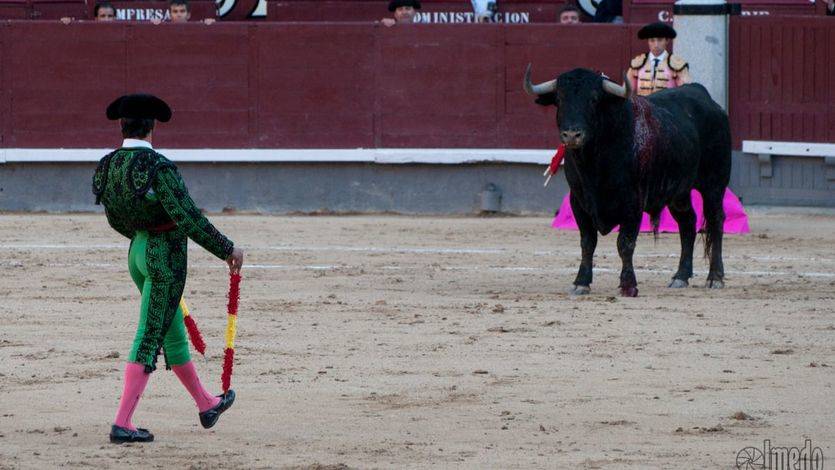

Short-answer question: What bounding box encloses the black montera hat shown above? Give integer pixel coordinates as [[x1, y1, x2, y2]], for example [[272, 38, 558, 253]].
[[637, 22, 677, 40], [106, 94, 172, 122], [388, 0, 421, 12]]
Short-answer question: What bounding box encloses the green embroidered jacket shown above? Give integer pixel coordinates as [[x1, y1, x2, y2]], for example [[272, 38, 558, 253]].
[[92, 147, 234, 260]]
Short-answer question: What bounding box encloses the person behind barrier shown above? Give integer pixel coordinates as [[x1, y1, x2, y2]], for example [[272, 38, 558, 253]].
[[95, 2, 117, 21], [381, 0, 420, 27], [558, 4, 581, 24], [151, 0, 216, 25], [60, 1, 116, 23], [628, 22, 691, 97]]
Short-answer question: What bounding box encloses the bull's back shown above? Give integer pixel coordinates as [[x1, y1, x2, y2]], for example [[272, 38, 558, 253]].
[[647, 84, 727, 131], [648, 84, 731, 186]]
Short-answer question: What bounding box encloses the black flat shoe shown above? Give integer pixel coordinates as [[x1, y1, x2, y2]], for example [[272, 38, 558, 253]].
[[199, 390, 235, 429], [109, 425, 154, 444]]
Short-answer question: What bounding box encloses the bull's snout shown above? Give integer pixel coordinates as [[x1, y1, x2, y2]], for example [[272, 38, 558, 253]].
[[560, 129, 585, 148]]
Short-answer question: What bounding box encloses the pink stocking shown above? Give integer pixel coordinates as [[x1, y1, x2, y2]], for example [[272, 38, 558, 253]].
[[113, 362, 151, 431], [172, 361, 220, 413]]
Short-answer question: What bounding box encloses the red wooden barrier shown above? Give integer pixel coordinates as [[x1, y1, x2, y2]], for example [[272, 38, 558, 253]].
[[2, 19, 829, 151], [728, 16, 835, 148], [0, 21, 644, 149]]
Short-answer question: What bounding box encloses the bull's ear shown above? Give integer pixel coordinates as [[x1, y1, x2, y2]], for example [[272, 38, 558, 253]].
[[534, 92, 557, 106]]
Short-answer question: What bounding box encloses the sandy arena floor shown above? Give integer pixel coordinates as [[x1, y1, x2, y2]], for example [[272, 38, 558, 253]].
[[0, 211, 833, 469]]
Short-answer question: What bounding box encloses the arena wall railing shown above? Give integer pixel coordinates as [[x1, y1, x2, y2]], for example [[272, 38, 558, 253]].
[[0, 20, 832, 212]]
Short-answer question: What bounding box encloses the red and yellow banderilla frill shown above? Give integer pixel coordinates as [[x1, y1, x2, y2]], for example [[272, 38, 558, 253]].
[[178, 272, 241, 392], [222, 272, 241, 393], [179, 299, 206, 356]]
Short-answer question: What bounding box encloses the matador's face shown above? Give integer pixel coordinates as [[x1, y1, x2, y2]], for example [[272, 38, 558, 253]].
[[648, 38, 669, 57]]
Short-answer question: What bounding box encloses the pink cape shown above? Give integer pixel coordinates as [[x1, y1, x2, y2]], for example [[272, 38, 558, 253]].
[[552, 189, 750, 233]]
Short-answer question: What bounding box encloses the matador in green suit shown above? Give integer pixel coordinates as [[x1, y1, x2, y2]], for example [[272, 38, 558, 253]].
[[93, 94, 245, 444]]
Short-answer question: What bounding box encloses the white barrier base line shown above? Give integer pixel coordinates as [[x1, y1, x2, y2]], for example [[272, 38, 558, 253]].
[[1, 261, 832, 279], [0, 148, 557, 165]]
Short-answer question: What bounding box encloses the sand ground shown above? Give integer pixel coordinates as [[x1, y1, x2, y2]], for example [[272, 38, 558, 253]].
[[0, 211, 833, 469]]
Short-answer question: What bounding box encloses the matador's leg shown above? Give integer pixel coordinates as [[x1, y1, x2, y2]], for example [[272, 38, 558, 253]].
[[115, 231, 187, 431], [142, 231, 223, 414], [128, 231, 186, 371], [113, 232, 155, 433], [166, 299, 221, 413]]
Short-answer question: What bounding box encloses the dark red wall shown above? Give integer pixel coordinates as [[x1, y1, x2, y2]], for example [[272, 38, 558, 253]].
[[2, 19, 829, 151], [729, 16, 835, 148], [0, 21, 646, 149]]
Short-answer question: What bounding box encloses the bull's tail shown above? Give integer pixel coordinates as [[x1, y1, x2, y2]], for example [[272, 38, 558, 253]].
[[702, 218, 714, 261], [700, 191, 725, 261], [649, 211, 661, 241]]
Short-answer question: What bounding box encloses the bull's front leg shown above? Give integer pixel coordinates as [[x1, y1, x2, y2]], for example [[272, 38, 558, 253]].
[[569, 194, 597, 295], [617, 217, 641, 297]]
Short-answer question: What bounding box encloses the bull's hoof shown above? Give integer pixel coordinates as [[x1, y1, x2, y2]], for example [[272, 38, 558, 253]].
[[569, 285, 591, 296], [620, 286, 639, 297], [668, 279, 689, 289], [705, 279, 725, 289]]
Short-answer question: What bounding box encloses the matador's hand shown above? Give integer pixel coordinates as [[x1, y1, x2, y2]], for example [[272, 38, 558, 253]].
[[226, 247, 244, 274]]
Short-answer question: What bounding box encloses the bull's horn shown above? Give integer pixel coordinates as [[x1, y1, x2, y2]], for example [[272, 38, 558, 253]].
[[523, 64, 557, 96], [602, 79, 627, 98]]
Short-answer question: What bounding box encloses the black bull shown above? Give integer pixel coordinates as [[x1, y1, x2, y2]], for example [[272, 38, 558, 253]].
[[524, 66, 731, 297]]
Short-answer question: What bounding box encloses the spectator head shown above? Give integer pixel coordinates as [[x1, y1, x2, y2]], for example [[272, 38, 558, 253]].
[[388, 0, 420, 23], [637, 22, 676, 56], [559, 4, 580, 24], [169, 0, 191, 23], [94, 2, 116, 21]]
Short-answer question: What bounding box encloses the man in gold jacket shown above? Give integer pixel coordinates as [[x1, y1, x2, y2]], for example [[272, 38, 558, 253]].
[[628, 22, 692, 96]]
